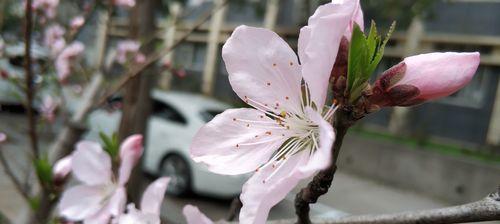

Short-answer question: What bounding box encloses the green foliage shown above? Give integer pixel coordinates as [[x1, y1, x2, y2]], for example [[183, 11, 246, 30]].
[[34, 157, 53, 187], [347, 21, 395, 102], [28, 196, 40, 211], [100, 132, 120, 158]]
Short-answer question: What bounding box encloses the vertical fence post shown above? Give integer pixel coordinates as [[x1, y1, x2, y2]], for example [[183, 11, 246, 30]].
[[264, 0, 280, 30], [388, 17, 424, 135], [159, 2, 183, 90], [486, 47, 500, 146], [201, 0, 228, 96]]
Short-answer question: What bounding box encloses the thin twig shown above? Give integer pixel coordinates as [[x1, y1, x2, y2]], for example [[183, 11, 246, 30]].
[[0, 149, 31, 202], [95, 0, 229, 106], [226, 196, 242, 221], [24, 0, 39, 158], [258, 187, 500, 224]]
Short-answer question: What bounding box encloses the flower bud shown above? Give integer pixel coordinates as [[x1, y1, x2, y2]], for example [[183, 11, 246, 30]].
[[119, 134, 143, 166], [53, 156, 72, 186], [370, 52, 480, 107]]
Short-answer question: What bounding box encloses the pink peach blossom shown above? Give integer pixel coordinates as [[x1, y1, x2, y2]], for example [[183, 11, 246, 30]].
[[113, 0, 135, 8], [32, 0, 59, 19], [44, 24, 66, 56], [183, 205, 213, 224], [70, 16, 85, 30], [40, 95, 59, 123], [0, 132, 6, 143], [190, 1, 362, 223], [58, 135, 143, 223], [53, 155, 72, 181], [372, 52, 480, 106], [117, 177, 170, 224], [55, 42, 84, 82], [114, 40, 141, 65]]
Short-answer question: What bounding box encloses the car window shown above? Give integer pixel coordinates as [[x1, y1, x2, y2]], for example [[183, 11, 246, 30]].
[[152, 100, 187, 125], [200, 110, 223, 122]]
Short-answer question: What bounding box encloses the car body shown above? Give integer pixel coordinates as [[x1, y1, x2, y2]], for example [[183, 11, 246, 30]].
[[85, 90, 249, 198]]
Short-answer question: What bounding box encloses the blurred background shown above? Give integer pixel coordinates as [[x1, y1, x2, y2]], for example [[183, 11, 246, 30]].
[[0, 0, 499, 223]]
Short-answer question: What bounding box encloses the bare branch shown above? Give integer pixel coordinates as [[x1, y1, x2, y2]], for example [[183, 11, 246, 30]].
[[24, 0, 39, 158], [226, 197, 242, 221], [95, 0, 229, 106], [262, 188, 500, 224]]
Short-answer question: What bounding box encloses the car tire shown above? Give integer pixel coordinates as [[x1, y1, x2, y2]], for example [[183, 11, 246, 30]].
[[159, 153, 191, 196]]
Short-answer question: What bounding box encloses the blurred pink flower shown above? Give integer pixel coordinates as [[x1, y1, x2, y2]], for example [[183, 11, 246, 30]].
[[40, 95, 59, 123], [371, 52, 480, 106], [134, 53, 146, 64], [70, 16, 85, 30], [58, 135, 143, 223], [0, 70, 9, 79], [55, 42, 84, 83], [183, 205, 213, 224], [32, 0, 59, 19], [190, 0, 364, 223], [53, 155, 72, 181], [0, 132, 6, 143], [115, 40, 141, 65], [174, 68, 186, 78], [44, 24, 66, 56], [118, 177, 170, 224], [113, 0, 135, 8]]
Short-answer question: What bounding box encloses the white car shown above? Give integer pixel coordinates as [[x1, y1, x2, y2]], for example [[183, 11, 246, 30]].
[[85, 90, 249, 198]]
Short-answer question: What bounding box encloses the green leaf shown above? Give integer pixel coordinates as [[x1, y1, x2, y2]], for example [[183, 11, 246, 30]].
[[99, 131, 120, 158], [347, 21, 397, 102], [34, 157, 52, 186], [28, 196, 40, 210]]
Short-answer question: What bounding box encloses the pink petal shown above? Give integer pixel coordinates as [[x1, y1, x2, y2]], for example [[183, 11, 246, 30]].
[[72, 141, 112, 185], [298, 1, 358, 107], [222, 25, 303, 115], [398, 52, 480, 100], [183, 205, 213, 224], [107, 187, 127, 217], [0, 132, 7, 143], [83, 209, 111, 224], [118, 134, 143, 186], [190, 108, 290, 175], [300, 107, 335, 174], [53, 155, 72, 179], [59, 185, 106, 221], [239, 152, 310, 224], [140, 177, 170, 215], [333, 0, 364, 40]]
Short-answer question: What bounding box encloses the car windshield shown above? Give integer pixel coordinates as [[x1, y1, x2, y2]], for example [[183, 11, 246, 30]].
[[200, 110, 223, 122]]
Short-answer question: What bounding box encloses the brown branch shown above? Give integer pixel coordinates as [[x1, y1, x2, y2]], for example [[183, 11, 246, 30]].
[[24, 0, 39, 158], [295, 108, 357, 224], [226, 196, 242, 221], [260, 187, 500, 224], [95, 0, 229, 106], [0, 149, 31, 202]]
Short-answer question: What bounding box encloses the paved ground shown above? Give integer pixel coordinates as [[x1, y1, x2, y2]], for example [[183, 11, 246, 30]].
[[0, 112, 498, 223]]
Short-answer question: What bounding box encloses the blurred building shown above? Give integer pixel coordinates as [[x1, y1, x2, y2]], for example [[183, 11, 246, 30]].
[[108, 0, 500, 152]]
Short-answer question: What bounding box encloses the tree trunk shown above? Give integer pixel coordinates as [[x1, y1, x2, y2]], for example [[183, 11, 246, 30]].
[[117, 0, 158, 203]]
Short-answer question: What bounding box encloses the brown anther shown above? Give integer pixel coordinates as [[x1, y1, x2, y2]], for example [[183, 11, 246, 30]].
[[289, 62, 293, 66], [272, 63, 277, 67], [233, 118, 237, 121], [276, 103, 279, 107], [255, 168, 259, 172], [272, 164, 276, 168], [246, 124, 250, 127], [286, 126, 290, 130], [274, 107, 278, 110], [255, 135, 259, 138], [267, 82, 271, 86], [264, 103, 268, 106], [262, 180, 266, 184], [260, 115, 264, 119], [265, 131, 272, 135], [236, 144, 239, 148], [281, 134, 285, 137], [285, 96, 289, 100]]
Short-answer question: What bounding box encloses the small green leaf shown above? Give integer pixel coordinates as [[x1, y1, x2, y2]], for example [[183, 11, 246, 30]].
[[99, 131, 120, 158], [34, 157, 52, 186], [28, 196, 40, 210]]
